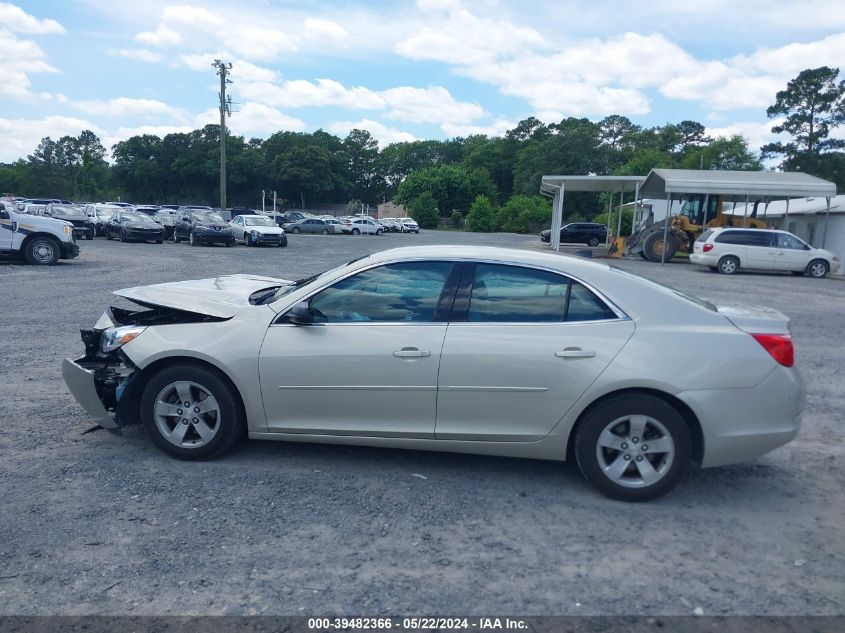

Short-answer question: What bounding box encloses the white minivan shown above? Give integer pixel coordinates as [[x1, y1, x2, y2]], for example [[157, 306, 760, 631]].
[[691, 227, 840, 278]]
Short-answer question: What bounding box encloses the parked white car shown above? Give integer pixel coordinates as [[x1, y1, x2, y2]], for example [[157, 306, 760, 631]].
[[0, 201, 80, 264], [342, 217, 384, 235], [85, 204, 122, 236], [400, 218, 420, 233], [62, 245, 804, 501], [691, 227, 840, 278], [230, 214, 287, 246]]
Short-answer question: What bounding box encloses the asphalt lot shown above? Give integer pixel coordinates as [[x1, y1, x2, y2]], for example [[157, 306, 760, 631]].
[[0, 231, 843, 616]]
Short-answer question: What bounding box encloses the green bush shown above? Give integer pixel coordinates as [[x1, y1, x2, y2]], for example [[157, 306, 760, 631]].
[[593, 208, 633, 236], [495, 195, 552, 233], [465, 195, 496, 232], [408, 192, 439, 229], [450, 211, 464, 228]]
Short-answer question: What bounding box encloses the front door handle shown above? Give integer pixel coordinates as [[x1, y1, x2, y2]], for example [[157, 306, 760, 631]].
[[393, 348, 430, 358], [555, 347, 596, 359]]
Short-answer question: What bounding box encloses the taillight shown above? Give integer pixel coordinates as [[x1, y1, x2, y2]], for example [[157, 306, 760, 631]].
[[703, 243, 714, 252], [751, 333, 794, 367]]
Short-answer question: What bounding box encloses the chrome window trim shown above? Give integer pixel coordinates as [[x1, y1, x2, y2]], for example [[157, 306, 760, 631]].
[[270, 255, 630, 325]]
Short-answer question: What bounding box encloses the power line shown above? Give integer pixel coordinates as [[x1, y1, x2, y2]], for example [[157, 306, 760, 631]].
[[212, 59, 233, 213]]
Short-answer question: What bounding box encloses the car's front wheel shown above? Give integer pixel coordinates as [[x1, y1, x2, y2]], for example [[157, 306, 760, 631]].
[[588, 236, 600, 247], [141, 363, 244, 460], [574, 393, 691, 501], [291, 226, 300, 234], [24, 236, 60, 265], [807, 259, 829, 278], [189, 231, 197, 246]]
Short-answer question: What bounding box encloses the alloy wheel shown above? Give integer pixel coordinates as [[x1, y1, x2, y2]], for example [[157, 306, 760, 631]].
[[153, 381, 220, 449], [595, 414, 675, 488]]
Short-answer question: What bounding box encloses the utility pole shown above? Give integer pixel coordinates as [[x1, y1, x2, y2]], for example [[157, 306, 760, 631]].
[[212, 59, 233, 214]]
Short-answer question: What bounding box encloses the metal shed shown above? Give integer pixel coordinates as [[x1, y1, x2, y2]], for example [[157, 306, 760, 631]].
[[540, 175, 644, 251]]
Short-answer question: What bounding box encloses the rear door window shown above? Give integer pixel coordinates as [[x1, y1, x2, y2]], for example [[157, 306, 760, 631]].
[[464, 264, 617, 323]]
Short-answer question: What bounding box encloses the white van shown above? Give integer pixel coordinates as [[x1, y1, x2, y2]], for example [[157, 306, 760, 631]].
[[0, 201, 80, 265], [691, 227, 840, 278]]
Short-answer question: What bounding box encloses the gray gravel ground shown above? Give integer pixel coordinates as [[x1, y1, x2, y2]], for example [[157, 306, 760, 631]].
[[0, 231, 843, 616]]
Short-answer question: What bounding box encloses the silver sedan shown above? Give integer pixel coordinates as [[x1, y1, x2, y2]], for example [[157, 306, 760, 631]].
[[62, 246, 804, 501]]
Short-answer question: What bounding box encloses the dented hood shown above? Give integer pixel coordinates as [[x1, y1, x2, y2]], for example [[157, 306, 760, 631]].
[[114, 274, 292, 318]]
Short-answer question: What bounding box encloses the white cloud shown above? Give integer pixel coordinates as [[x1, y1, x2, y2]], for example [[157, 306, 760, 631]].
[[300, 18, 350, 46], [179, 53, 280, 83], [73, 97, 183, 119], [327, 119, 416, 145], [706, 119, 783, 152], [239, 78, 385, 110], [0, 28, 61, 102], [441, 117, 516, 137], [0, 2, 64, 34], [193, 103, 306, 136], [110, 48, 163, 63], [0, 115, 104, 162], [381, 86, 486, 123]]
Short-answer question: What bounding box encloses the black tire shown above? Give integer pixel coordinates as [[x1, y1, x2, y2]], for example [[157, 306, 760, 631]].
[[414, 230, 419, 234], [588, 236, 600, 247], [807, 259, 829, 279], [174, 232, 182, 244], [225, 240, 234, 248], [291, 226, 300, 234], [352, 228, 360, 235], [106, 232, 113, 241], [717, 255, 740, 275], [321, 228, 329, 235], [639, 251, 648, 260], [376, 228, 383, 235], [278, 238, 287, 247], [140, 363, 245, 460], [642, 231, 677, 262], [119, 230, 127, 242], [86, 230, 94, 240], [24, 236, 60, 265], [574, 393, 691, 502], [189, 231, 197, 247]]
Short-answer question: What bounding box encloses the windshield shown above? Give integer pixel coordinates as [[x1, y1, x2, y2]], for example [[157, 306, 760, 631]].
[[255, 256, 371, 305], [52, 205, 85, 216], [193, 211, 225, 222], [121, 212, 151, 222], [244, 216, 275, 226]]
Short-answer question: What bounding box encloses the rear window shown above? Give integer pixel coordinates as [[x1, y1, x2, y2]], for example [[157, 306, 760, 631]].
[[715, 230, 772, 247], [611, 267, 716, 312], [697, 229, 715, 243]]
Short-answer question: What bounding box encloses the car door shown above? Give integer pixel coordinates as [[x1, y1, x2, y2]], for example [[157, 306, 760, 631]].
[[772, 232, 811, 271], [231, 216, 244, 241], [259, 260, 463, 437], [435, 262, 635, 442], [0, 207, 13, 250], [107, 212, 120, 238], [740, 230, 775, 269]]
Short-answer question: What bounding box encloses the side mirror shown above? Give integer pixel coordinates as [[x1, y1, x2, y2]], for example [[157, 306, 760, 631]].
[[0, 209, 8, 220], [284, 301, 313, 325]]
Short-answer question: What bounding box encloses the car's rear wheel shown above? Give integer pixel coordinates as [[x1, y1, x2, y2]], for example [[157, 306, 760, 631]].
[[717, 255, 739, 274], [807, 259, 829, 278], [575, 393, 691, 501], [141, 364, 244, 460], [291, 227, 300, 234], [352, 228, 360, 235], [321, 228, 329, 235], [376, 228, 383, 235], [588, 236, 600, 247], [24, 236, 60, 265]]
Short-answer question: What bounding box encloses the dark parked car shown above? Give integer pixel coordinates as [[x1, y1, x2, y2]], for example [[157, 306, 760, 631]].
[[173, 209, 234, 246], [46, 204, 95, 240], [540, 222, 607, 247], [283, 217, 341, 234], [105, 210, 165, 243]]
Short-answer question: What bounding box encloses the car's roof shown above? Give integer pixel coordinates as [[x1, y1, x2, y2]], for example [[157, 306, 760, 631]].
[[363, 245, 614, 275]]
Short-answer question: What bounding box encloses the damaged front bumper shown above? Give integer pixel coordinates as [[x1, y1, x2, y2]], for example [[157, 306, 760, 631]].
[[63, 324, 142, 430], [62, 357, 123, 429]]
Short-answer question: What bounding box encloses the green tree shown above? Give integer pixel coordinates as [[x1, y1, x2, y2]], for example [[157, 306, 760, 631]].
[[762, 66, 845, 171], [450, 210, 463, 228], [344, 129, 380, 204], [495, 194, 552, 233], [681, 135, 762, 171], [465, 194, 496, 232], [408, 191, 439, 229], [396, 163, 497, 215]]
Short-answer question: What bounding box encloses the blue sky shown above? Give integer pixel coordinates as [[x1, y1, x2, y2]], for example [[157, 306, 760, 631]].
[[2, 0, 844, 161]]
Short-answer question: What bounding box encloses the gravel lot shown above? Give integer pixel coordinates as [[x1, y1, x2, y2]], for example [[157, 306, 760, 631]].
[[0, 231, 843, 616]]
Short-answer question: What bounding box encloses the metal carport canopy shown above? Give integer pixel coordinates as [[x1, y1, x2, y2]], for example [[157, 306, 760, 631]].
[[639, 168, 837, 198], [540, 175, 644, 251]]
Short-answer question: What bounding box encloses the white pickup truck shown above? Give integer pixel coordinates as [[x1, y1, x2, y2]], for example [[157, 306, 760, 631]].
[[0, 201, 80, 265]]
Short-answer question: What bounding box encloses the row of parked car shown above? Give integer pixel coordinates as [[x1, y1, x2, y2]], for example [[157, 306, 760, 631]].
[[9, 199, 421, 250]]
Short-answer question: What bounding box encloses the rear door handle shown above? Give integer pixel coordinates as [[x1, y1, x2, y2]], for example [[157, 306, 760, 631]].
[[555, 348, 596, 359], [393, 348, 430, 358]]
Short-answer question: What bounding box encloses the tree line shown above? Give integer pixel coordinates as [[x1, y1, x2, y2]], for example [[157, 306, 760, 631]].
[[1, 66, 842, 231]]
